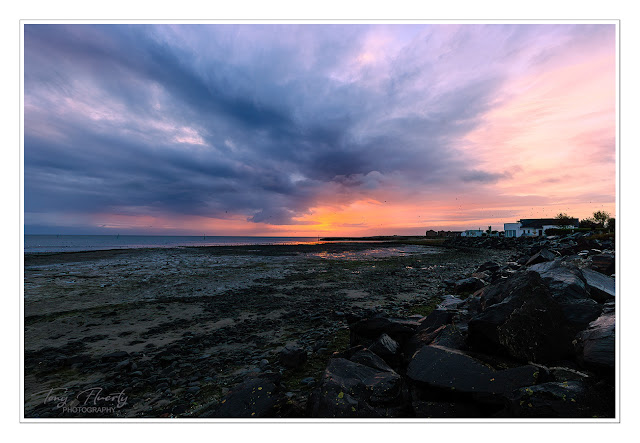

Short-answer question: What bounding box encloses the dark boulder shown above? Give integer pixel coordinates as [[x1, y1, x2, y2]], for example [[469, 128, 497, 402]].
[[437, 295, 465, 310], [507, 381, 589, 418], [201, 374, 282, 418], [528, 260, 588, 300], [525, 248, 557, 266], [529, 261, 602, 329], [403, 325, 447, 359], [549, 366, 591, 383], [416, 309, 454, 332], [367, 333, 401, 366], [453, 277, 486, 294], [406, 345, 540, 403], [476, 261, 501, 274], [430, 325, 467, 350], [468, 271, 574, 363], [581, 268, 615, 303], [349, 349, 395, 373], [349, 315, 420, 347], [308, 358, 405, 418], [575, 310, 615, 375]]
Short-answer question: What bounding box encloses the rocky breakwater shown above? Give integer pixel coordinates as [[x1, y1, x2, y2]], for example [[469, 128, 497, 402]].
[[306, 245, 615, 418], [443, 232, 615, 277]]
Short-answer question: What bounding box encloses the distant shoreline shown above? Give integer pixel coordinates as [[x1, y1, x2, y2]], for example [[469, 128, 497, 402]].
[[24, 234, 444, 254]]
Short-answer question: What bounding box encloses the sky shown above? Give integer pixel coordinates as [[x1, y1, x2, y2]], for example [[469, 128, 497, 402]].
[[23, 23, 617, 236]]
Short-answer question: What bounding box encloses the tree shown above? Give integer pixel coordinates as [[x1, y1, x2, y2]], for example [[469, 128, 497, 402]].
[[607, 217, 615, 232], [592, 211, 611, 227], [554, 213, 574, 228]]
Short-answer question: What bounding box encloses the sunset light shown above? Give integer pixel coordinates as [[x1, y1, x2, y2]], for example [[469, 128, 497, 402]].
[[24, 24, 616, 236]]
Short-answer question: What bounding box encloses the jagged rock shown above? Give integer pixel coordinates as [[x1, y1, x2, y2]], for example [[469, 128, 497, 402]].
[[581, 268, 615, 302], [575, 310, 615, 374], [430, 325, 467, 350], [279, 344, 307, 369], [367, 333, 400, 366], [200, 374, 282, 418], [404, 325, 447, 359], [453, 277, 486, 294], [308, 358, 405, 418], [525, 248, 557, 266], [529, 261, 603, 329], [349, 315, 420, 347], [406, 345, 540, 403], [476, 261, 501, 274], [468, 271, 574, 363], [479, 260, 602, 346], [349, 348, 395, 373], [416, 309, 454, 332], [549, 366, 591, 383], [528, 260, 587, 297], [437, 295, 465, 310], [508, 381, 589, 418]]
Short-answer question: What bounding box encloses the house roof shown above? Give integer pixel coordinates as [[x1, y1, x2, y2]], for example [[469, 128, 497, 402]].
[[519, 218, 579, 229]]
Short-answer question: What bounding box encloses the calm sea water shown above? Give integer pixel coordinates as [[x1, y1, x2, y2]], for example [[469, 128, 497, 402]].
[[24, 235, 318, 253]]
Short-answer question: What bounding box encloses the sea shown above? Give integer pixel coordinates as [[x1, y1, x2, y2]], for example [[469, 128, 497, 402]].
[[24, 235, 319, 254]]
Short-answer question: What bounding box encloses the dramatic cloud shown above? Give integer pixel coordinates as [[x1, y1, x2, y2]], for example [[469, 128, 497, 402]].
[[23, 24, 616, 235]]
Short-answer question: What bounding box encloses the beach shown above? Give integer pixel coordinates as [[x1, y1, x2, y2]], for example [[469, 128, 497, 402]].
[[24, 241, 513, 418]]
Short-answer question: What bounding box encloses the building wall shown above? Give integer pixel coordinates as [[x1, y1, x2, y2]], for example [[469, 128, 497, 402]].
[[504, 222, 522, 237]]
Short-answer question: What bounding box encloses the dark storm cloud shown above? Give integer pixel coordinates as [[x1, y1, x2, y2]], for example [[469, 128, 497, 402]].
[[24, 24, 571, 230]]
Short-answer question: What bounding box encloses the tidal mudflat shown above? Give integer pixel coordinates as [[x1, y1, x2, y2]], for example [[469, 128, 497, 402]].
[[24, 241, 511, 418]]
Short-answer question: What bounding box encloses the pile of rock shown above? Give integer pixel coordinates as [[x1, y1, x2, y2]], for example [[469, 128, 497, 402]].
[[307, 255, 615, 418], [444, 233, 615, 275], [198, 237, 615, 419]]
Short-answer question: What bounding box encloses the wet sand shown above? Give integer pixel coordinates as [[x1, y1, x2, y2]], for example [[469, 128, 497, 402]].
[[24, 242, 513, 418]]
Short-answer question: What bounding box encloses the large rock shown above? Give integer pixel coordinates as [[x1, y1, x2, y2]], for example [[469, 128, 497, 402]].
[[349, 315, 420, 347], [416, 309, 454, 332], [406, 345, 540, 403], [581, 268, 615, 303], [403, 325, 447, 359], [367, 333, 401, 366], [525, 248, 557, 266], [529, 261, 602, 329], [349, 349, 395, 373], [468, 271, 574, 363], [430, 325, 467, 350], [453, 277, 486, 294], [528, 260, 587, 300], [308, 358, 405, 418], [476, 261, 501, 274], [575, 310, 615, 374], [469, 262, 605, 363], [437, 295, 465, 310], [507, 381, 589, 418], [202, 374, 282, 418]]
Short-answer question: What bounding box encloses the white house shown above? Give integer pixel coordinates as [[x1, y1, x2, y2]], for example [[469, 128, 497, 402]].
[[504, 218, 579, 237]]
